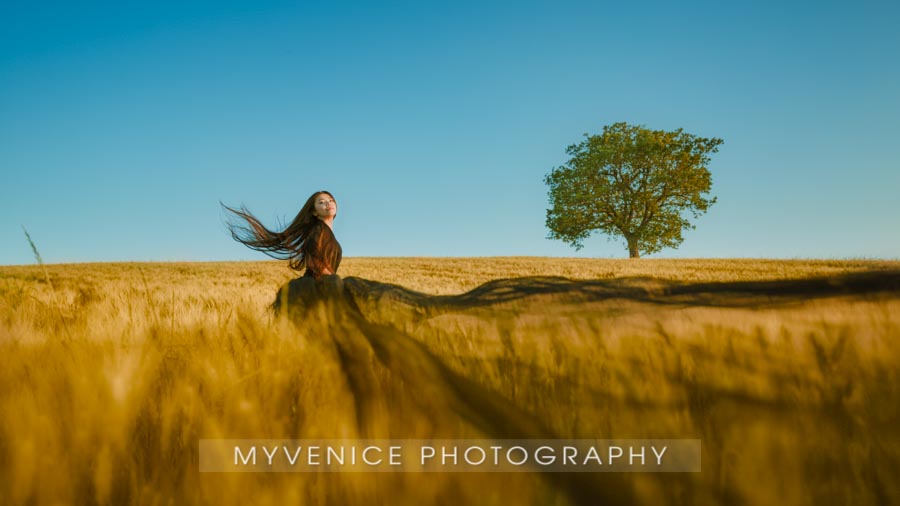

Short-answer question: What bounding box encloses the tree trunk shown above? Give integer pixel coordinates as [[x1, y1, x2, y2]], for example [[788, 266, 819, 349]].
[[626, 237, 640, 258]]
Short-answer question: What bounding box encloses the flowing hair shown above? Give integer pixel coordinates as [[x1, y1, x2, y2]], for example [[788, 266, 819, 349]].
[[222, 191, 337, 273]]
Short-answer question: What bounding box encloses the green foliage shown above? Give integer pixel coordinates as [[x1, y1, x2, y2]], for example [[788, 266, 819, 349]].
[[545, 122, 723, 257]]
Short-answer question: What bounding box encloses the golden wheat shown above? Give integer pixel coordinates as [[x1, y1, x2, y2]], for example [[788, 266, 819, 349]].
[[0, 258, 898, 505]]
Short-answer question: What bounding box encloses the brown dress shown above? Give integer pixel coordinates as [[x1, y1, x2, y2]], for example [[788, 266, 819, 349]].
[[272, 220, 342, 312], [302, 220, 342, 279]]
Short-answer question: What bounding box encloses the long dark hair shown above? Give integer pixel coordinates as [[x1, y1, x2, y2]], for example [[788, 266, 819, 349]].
[[222, 191, 337, 272]]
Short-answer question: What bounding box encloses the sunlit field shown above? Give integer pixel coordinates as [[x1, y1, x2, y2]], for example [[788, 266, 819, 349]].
[[1, 258, 899, 505]]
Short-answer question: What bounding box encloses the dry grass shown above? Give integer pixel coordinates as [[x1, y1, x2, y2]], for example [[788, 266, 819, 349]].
[[1, 258, 899, 505]]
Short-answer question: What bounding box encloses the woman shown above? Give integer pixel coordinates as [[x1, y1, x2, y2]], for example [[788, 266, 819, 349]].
[[222, 191, 342, 279]]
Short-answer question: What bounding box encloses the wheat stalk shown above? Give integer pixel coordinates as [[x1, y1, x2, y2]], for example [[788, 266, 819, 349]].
[[21, 225, 72, 341]]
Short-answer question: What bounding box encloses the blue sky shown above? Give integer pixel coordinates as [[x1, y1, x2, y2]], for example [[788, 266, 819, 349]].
[[2, 0, 898, 265]]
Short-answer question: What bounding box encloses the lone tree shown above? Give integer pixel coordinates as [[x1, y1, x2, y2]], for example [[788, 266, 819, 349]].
[[545, 122, 722, 258]]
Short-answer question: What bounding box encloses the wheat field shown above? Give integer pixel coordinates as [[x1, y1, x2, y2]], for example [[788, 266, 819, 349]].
[[1, 258, 899, 505]]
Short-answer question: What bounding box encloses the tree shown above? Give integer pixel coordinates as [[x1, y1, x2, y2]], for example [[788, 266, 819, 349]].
[[545, 122, 722, 258]]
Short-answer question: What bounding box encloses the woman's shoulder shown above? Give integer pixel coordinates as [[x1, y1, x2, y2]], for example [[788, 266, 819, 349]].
[[309, 219, 326, 233], [307, 220, 336, 240]]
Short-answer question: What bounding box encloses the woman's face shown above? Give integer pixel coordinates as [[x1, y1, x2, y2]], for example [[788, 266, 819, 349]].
[[312, 193, 337, 219]]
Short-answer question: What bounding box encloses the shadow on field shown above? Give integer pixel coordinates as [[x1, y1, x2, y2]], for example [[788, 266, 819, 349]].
[[275, 274, 645, 506], [272, 270, 900, 506], [340, 269, 900, 315]]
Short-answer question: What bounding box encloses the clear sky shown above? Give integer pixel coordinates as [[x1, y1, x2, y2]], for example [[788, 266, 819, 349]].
[[2, 0, 898, 265]]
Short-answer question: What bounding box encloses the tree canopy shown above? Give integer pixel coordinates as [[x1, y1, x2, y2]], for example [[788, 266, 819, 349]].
[[545, 122, 723, 258]]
